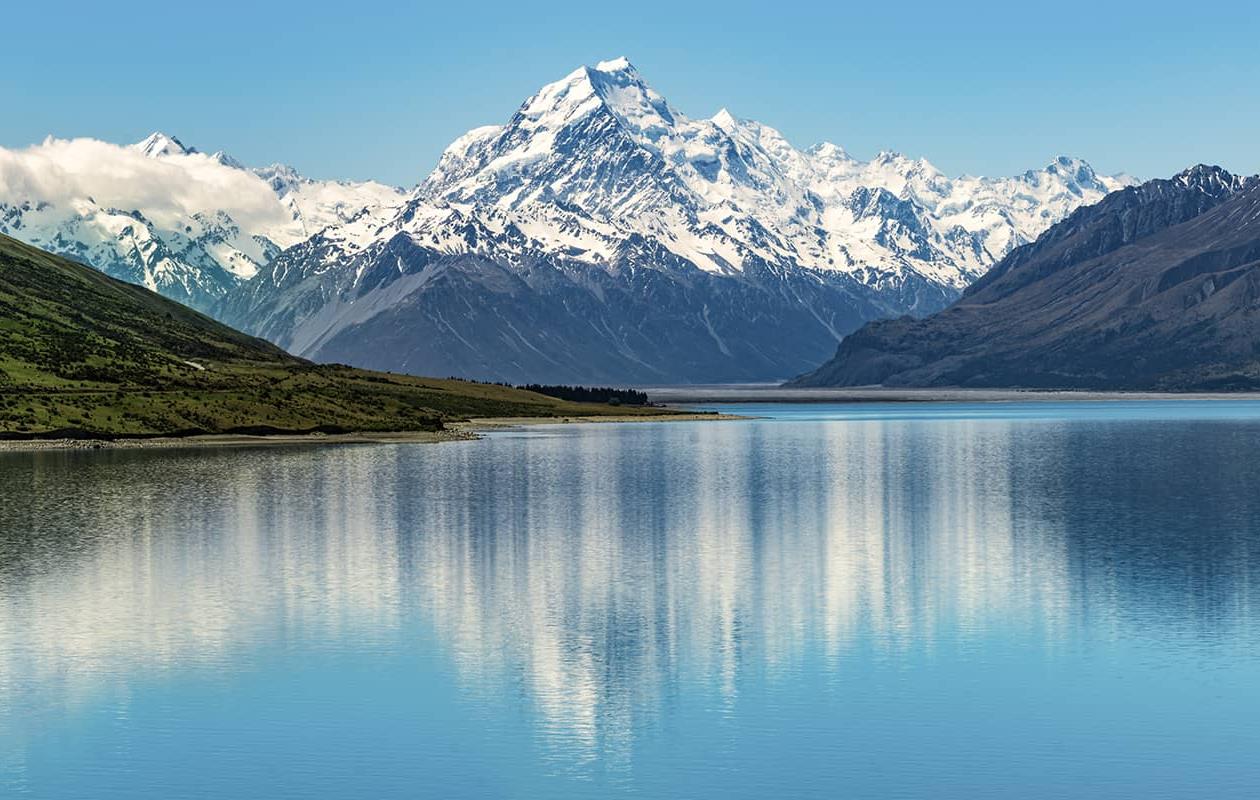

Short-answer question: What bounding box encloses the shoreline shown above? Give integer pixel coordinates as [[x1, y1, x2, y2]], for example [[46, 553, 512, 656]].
[[0, 411, 742, 452], [454, 411, 743, 430], [0, 428, 473, 452], [642, 385, 1260, 404]]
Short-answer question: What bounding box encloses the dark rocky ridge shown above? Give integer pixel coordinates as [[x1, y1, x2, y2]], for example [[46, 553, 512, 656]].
[[791, 167, 1260, 390]]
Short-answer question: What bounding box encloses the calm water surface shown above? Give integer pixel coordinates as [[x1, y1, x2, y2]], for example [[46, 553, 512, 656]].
[[2, 401, 1259, 798]]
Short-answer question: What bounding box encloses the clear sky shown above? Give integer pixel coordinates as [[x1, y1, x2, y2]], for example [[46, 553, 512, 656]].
[[3, 0, 1257, 185]]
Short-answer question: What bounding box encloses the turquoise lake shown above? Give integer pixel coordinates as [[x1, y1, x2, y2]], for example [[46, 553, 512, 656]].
[[2, 401, 1259, 798]]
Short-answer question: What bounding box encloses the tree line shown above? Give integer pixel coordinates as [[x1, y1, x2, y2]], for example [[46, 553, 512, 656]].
[[516, 384, 649, 406]]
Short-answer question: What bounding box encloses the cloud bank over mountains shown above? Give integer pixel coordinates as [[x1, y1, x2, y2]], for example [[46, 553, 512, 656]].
[[0, 136, 298, 243]]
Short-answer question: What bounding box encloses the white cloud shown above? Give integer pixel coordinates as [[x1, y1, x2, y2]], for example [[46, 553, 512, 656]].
[[0, 137, 302, 245]]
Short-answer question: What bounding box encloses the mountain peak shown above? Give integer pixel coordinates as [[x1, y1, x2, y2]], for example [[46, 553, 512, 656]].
[[807, 142, 852, 163], [1172, 163, 1242, 194], [593, 56, 635, 74], [1049, 154, 1088, 169], [133, 131, 194, 159], [517, 58, 678, 145], [253, 163, 307, 196], [211, 150, 246, 170], [1041, 155, 1100, 183], [711, 108, 738, 129]]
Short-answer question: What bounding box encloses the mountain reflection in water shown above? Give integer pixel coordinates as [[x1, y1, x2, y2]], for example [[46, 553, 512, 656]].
[[2, 406, 1259, 798]]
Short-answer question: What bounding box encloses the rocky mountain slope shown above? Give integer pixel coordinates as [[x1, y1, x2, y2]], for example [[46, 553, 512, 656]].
[[217, 58, 1130, 383], [790, 166, 1260, 390]]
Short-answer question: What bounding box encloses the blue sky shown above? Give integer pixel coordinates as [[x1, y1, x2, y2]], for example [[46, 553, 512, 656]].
[[3, 0, 1257, 185]]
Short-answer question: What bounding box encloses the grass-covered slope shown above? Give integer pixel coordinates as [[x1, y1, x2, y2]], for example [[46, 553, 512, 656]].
[[0, 234, 667, 438]]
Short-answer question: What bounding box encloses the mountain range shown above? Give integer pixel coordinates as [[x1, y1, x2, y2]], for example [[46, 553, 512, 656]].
[[791, 165, 1260, 390], [0, 58, 1133, 383]]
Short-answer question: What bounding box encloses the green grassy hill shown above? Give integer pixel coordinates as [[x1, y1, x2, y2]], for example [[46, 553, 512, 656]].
[[0, 235, 668, 438]]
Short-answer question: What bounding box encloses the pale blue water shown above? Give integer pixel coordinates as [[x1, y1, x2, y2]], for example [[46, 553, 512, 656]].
[[2, 401, 1260, 798]]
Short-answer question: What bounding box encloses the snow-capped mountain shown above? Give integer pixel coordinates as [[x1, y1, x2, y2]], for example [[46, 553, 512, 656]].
[[417, 60, 1128, 290], [130, 131, 406, 239], [132, 131, 194, 159], [250, 162, 405, 241], [0, 134, 405, 309], [220, 58, 1132, 383]]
